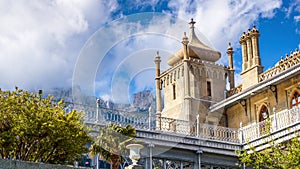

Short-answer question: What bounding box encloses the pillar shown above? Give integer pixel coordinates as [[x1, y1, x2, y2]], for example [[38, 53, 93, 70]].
[[182, 31, 191, 121], [251, 26, 261, 66], [227, 42, 235, 89], [240, 33, 248, 72], [154, 52, 162, 129], [246, 29, 253, 68]]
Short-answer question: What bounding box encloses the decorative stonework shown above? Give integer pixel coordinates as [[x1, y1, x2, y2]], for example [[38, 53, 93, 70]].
[[226, 84, 242, 97], [259, 49, 300, 82]]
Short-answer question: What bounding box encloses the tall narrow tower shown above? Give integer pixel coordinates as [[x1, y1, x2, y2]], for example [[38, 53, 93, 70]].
[[240, 26, 263, 90], [227, 43, 235, 89], [154, 51, 162, 116], [156, 19, 226, 126]]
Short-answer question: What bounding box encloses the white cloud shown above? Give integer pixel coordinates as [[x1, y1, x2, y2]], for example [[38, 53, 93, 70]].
[[295, 15, 300, 22], [284, 0, 300, 23], [0, 0, 283, 98], [169, 0, 281, 52], [0, 0, 117, 90]]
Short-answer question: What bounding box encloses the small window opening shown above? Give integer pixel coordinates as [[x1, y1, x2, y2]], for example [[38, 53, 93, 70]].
[[207, 81, 212, 97], [172, 84, 176, 100]]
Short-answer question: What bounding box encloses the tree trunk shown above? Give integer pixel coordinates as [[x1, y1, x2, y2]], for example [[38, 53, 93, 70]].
[[111, 155, 121, 169]]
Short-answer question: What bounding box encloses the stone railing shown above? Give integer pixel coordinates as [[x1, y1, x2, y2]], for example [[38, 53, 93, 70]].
[[240, 107, 300, 143], [84, 107, 240, 143], [156, 116, 239, 143], [259, 49, 300, 82], [79, 104, 300, 145], [157, 116, 197, 136], [199, 124, 239, 143], [226, 84, 242, 97], [84, 107, 150, 130]]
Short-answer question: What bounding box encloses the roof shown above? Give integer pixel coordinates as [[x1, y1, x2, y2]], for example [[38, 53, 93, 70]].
[[167, 19, 221, 66]]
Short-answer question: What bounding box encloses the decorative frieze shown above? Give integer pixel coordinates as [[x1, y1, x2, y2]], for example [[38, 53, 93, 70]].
[[259, 49, 300, 82]]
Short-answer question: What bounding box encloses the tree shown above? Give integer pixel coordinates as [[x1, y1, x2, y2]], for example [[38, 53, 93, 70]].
[[0, 87, 92, 164], [238, 120, 300, 168], [91, 123, 137, 169]]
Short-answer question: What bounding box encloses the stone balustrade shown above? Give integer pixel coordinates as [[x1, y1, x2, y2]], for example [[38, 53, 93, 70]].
[[259, 49, 300, 82], [240, 107, 300, 144], [226, 84, 242, 97], [77, 103, 300, 145]]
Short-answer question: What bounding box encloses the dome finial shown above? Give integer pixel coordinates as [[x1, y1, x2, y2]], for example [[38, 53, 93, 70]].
[[189, 18, 196, 28]]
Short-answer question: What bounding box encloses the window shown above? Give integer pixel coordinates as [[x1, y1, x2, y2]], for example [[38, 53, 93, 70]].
[[259, 105, 269, 122], [172, 84, 176, 100], [207, 81, 212, 97], [290, 91, 300, 109], [259, 105, 269, 134]]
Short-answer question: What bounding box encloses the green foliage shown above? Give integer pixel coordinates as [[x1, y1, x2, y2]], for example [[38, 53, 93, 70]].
[[0, 87, 92, 164], [238, 119, 300, 168], [91, 123, 137, 169]]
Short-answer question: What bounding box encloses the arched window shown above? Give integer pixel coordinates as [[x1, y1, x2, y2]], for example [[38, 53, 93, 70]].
[[290, 91, 300, 109], [259, 105, 269, 122]]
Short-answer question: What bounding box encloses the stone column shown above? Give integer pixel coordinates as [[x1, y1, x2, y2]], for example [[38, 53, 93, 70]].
[[154, 52, 162, 129], [246, 30, 253, 68], [227, 42, 235, 89], [251, 26, 261, 66], [240, 33, 248, 72], [182, 32, 191, 121]]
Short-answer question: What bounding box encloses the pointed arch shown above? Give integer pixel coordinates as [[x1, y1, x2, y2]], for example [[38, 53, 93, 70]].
[[290, 90, 300, 109], [258, 104, 269, 122]]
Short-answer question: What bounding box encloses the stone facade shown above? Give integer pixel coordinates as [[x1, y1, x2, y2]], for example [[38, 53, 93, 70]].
[[155, 19, 227, 126], [219, 41, 300, 129]]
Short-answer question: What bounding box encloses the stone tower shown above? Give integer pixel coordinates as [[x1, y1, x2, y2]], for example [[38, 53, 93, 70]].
[[155, 19, 227, 125], [240, 26, 263, 90]]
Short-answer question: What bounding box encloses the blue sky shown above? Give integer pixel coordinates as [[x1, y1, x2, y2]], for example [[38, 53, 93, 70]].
[[0, 0, 299, 104]]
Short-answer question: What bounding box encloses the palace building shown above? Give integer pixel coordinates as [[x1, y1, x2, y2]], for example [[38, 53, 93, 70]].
[[85, 18, 300, 169], [148, 18, 300, 168]]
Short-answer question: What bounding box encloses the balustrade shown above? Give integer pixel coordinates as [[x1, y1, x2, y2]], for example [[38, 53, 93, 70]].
[[240, 107, 300, 143], [73, 103, 300, 144], [259, 50, 300, 82]]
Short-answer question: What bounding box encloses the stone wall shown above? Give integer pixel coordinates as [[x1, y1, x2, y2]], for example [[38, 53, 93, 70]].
[[0, 159, 91, 169], [225, 74, 300, 128]]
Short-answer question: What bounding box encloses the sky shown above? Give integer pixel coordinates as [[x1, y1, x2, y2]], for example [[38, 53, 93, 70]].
[[0, 0, 299, 104]]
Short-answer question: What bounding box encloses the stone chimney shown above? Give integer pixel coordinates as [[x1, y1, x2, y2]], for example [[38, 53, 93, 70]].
[[240, 26, 264, 90]]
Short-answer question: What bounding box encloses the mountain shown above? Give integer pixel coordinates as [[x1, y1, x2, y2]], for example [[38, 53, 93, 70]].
[[41, 87, 156, 113], [131, 90, 156, 112]]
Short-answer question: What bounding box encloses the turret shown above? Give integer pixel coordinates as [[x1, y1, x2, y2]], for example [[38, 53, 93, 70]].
[[154, 51, 162, 114], [227, 43, 235, 89], [240, 26, 264, 90]]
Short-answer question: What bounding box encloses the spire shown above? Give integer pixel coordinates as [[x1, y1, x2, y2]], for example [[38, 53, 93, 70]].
[[227, 42, 233, 51], [189, 18, 196, 29], [182, 32, 189, 45], [154, 51, 161, 64], [227, 42, 235, 89]]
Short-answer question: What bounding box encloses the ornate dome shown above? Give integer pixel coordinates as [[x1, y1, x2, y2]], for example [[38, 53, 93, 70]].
[[167, 19, 221, 66]]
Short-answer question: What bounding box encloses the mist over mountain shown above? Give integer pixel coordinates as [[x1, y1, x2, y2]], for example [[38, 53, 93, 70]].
[[42, 87, 156, 113]]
